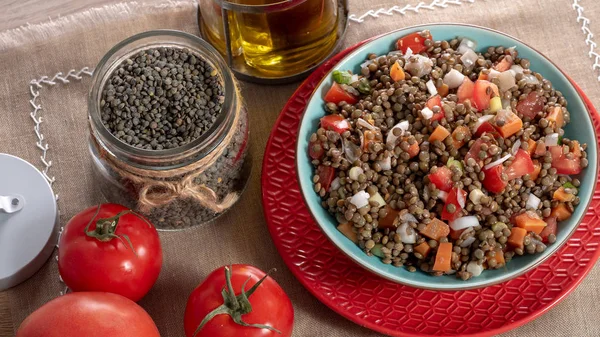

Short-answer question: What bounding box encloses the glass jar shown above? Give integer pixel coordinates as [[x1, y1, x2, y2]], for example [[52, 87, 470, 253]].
[[88, 30, 251, 230]]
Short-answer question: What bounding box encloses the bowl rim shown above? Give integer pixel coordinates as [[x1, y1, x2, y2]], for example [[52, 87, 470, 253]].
[[294, 22, 599, 291]]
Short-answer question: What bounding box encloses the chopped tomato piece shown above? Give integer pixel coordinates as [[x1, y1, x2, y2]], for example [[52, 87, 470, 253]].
[[530, 160, 542, 181], [472, 80, 499, 111], [553, 186, 576, 202], [390, 61, 406, 82], [324, 82, 357, 105], [477, 71, 488, 81], [457, 78, 475, 103], [451, 125, 471, 149], [379, 206, 400, 229], [337, 223, 358, 243], [550, 203, 572, 221], [396, 31, 432, 54], [505, 149, 535, 180], [404, 137, 420, 158], [546, 106, 565, 128], [316, 165, 335, 191], [320, 114, 350, 134], [474, 121, 499, 138], [441, 187, 467, 221], [309, 140, 324, 160], [516, 92, 545, 119], [540, 217, 557, 243], [493, 55, 513, 72], [465, 138, 494, 168], [571, 140, 583, 158], [449, 228, 465, 240], [428, 166, 453, 192], [513, 211, 547, 234], [482, 164, 507, 194], [493, 109, 523, 138], [548, 146, 582, 175], [426, 95, 442, 110]]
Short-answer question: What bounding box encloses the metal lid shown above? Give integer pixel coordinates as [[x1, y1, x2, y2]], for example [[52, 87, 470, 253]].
[[0, 153, 58, 291]]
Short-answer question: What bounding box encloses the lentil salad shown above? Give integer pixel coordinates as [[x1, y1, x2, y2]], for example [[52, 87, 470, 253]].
[[308, 31, 588, 280]]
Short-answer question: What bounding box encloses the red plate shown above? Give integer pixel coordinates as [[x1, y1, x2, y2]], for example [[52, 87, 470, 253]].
[[261, 41, 600, 336]]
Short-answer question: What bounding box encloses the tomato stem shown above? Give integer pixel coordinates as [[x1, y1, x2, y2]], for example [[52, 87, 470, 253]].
[[193, 266, 281, 337], [83, 205, 152, 256]]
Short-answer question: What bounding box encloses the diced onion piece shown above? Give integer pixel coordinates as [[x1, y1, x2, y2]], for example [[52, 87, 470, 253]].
[[350, 74, 359, 84], [526, 193, 541, 210], [545, 133, 559, 147], [360, 59, 373, 69], [330, 177, 340, 191], [426, 80, 438, 96], [388, 50, 402, 57], [405, 55, 433, 77], [400, 212, 418, 223], [457, 38, 477, 54], [421, 107, 434, 120], [483, 154, 512, 170], [469, 189, 484, 205], [443, 69, 466, 89], [509, 65, 524, 77], [472, 115, 494, 133], [369, 192, 386, 207], [511, 139, 522, 155], [377, 156, 391, 171], [501, 98, 511, 109], [460, 236, 476, 248], [449, 216, 479, 231], [349, 166, 364, 181], [404, 47, 413, 59], [530, 237, 546, 249], [343, 138, 361, 163], [397, 222, 417, 244], [457, 189, 466, 208], [523, 73, 540, 85], [350, 191, 370, 209], [438, 190, 448, 202], [498, 71, 516, 92], [467, 261, 483, 277], [460, 49, 479, 70], [357, 118, 377, 130], [386, 121, 409, 146], [487, 69, 501, 80]]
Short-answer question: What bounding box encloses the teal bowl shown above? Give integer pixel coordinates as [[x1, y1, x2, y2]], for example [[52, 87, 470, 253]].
[[296, 24, 598, 290]]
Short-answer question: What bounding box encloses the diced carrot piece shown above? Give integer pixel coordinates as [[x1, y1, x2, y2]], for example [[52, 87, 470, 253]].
[[362, 129, 383, 152], [486, 249, 505, 266], [404, 137, 420, 158], [429, 125, 450, 143], [571, 140, 582, 158], [378, 206, 400, 229], [432, 242, 453, 272], [437, 83, 449, 97], [514, 211, 547, 235], [526, 139, 537, 156], [508, 227, 527, 249], [414, 242, 431, 258], [494, 109, 523, 138], [478, 71, 488, 81], [547, 106, 564, 128], [420, 218, 450, 241], [529, 160, 541, 181], [390, 61, 406, 82], [551, 203, 572, 221], [494, 56, 513, 72], [451, 125, 471, 149], [553, 187, 576, 202], [337, 223, 357, 243]]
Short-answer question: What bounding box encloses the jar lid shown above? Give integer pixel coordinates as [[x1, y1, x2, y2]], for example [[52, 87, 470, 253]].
[[0, 153, 58, 291]]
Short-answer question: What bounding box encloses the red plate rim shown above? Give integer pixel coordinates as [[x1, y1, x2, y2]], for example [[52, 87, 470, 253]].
[[261, 36, 600, 337]]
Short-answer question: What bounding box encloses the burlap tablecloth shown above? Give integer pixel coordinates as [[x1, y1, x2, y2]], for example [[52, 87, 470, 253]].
[[1, 0, 599, 336]]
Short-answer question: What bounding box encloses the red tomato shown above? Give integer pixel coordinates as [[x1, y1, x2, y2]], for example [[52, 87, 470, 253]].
[[457, 78, 475, 103], [428, 166, 453, 192], [184, 265, 294, 337], [58, 204, 162, 302], [324, 82, 357, 105], [449, 228, 465, 240], [516, 92, 545, 119], [16, 292, 160, 337], [548, 146, 582, 175], [317, 165, 336, 191], [472, 80, 499, 111], [441, 187, 467, 221], [474, 121, 500, 138], [426, 95, 445, 121], [482, 165, 507, 194], [396, 31, 432, 54], [540, 217, 558, 243], [320, 114, 350, 134], [465, 138, 492, 167], [505, 149, 535, 180], [308, 140, 324, 160]]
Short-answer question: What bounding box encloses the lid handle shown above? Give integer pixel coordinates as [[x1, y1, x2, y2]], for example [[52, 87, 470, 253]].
[[0, 195, 24, 214]]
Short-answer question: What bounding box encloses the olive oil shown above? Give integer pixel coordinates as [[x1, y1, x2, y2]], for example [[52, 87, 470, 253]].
[[199, 0, 339, 76]]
